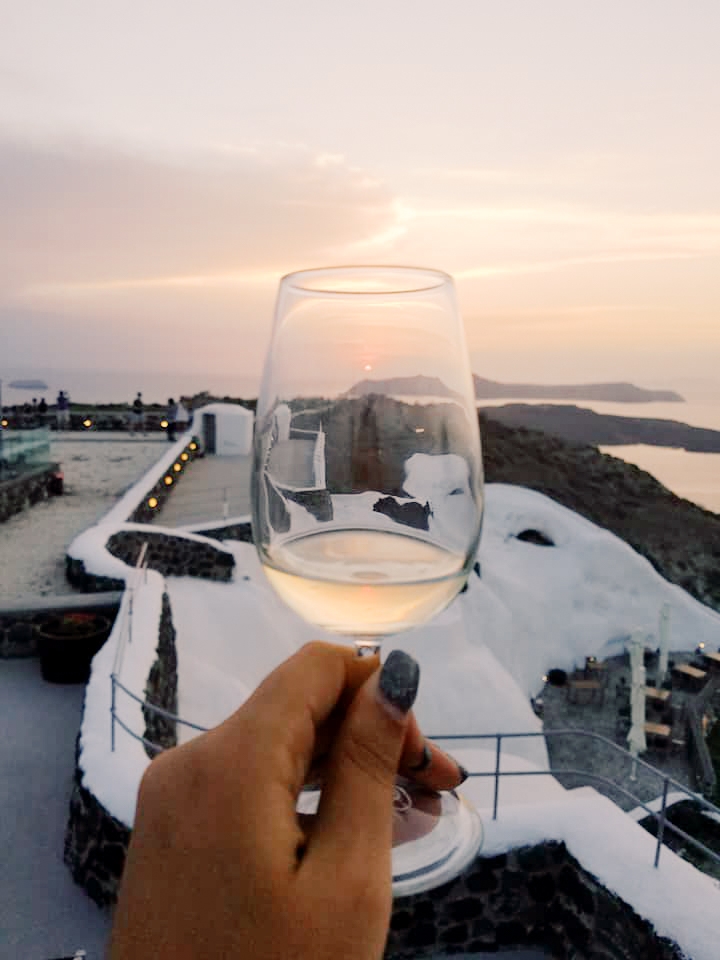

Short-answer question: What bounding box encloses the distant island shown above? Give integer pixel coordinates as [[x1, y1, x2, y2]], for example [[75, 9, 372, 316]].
[[345, 374, 684, 404], [8, 379, 49, 391], [345, 375, 457, 398], [473, 376, 683, 403], [481, 404, 720, 454]]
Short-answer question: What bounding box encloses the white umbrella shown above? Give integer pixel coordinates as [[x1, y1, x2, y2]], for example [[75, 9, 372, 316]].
[[657, 603, 671, 686], [626, 629, 647, 777]]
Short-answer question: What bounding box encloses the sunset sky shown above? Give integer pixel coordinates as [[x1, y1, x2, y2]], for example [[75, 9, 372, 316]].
[[2, 0, 719, 397]]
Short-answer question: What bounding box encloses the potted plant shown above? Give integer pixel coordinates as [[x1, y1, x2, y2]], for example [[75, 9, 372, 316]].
[[37, 612, 112, 683]]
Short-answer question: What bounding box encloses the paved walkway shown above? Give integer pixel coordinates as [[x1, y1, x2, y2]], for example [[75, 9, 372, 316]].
[[51, 431, 166, 443], [0, 659, 111, 955], [149, 453, 253, 528], [541, 650, 704, 810]]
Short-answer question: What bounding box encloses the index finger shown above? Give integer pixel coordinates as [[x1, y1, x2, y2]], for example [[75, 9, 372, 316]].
[[223, 642, 378, 800]]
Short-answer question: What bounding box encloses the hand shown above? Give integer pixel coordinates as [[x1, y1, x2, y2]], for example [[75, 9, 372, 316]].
[[109, 642, 465, 960]]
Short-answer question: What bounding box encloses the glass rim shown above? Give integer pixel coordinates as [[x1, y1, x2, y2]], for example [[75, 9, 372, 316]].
[[280, 265, 453, 296]]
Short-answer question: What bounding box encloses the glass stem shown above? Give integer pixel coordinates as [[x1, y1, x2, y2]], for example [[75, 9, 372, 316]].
[[354, 636, 382, 657]]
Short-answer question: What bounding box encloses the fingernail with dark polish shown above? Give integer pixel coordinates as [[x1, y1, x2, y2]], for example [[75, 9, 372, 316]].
[[409, 743, 432, 773], [457, 764, 469, 785], [378, 650, 420, 714]]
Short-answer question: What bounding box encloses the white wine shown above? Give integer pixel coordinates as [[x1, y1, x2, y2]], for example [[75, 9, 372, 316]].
[[262, 528, 468, 636]]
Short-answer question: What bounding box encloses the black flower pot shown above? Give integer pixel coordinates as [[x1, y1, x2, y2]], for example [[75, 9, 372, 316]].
[[37, 614, 112, 684]]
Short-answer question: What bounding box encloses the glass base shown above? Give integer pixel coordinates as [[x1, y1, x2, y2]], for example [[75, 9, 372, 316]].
[[296, 777, 483, 897], [390, 778, 483, 897]]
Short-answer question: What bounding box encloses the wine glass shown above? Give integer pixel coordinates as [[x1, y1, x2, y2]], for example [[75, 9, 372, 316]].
[[251, 266, 484, 895]]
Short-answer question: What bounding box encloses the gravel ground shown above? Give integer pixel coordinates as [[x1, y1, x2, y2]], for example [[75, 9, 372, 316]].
[[540, 653, 698, 810], [0, 434, 166, 604]]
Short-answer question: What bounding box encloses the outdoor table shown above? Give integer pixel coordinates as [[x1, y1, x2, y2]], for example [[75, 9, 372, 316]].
[[702, 651, 720, 669], [644, 721, 672, 748], [567, 677, 604, 704], [644, 686, 671, 703], [673, 663, 706, 680]]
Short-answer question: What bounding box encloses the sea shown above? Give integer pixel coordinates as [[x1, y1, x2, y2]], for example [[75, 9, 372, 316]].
[[477, 388, 720, 516], [2, 365, 719, 514]]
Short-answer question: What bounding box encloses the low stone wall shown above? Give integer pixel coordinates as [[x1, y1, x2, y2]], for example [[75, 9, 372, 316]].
[[127, 439, 201, 525], [142, 592, 178, 757], [65, 555, 126, 594], [385, 842, 684, 959], [106, 529, 235, 581], [0, 614, 44, 657], [195, 519, 253, 543], [64, 593, 179, 901], [62, 781, 686, 959], [0, 594, 122, 658], [64, 741, 131, 908], [0, 463, 61, 523]]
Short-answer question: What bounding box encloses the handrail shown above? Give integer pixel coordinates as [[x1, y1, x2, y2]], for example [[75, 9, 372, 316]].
[[434, 730, 720, 871], [108, 708, 720, 871], [110, 542, 149, 751], [112, 675, 209, 732]]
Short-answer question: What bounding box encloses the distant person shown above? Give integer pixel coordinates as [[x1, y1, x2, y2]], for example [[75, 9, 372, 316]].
[[130, 392, 144, 436], [166, 398, 178, 442], [38, 397, 48, 427], [56, 390, 70, 431]]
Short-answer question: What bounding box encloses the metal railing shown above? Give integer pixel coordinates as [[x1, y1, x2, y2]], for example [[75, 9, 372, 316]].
[[110, 540, 217, 752], [110, 674, 211, 754], [110, 543, 148, 752], [108, 679, 720, 873], [435, 730, 720, 871]]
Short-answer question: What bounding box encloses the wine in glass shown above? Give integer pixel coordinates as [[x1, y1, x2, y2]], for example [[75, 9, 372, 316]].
[[251, 266, 484, 894]]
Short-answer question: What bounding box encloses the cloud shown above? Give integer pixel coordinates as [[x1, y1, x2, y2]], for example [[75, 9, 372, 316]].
[[0, 136, 396, 301]]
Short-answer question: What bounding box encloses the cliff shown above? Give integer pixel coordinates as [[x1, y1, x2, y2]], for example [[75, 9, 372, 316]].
[[481, 404, 720, 454], [480, 413, 720, 613]]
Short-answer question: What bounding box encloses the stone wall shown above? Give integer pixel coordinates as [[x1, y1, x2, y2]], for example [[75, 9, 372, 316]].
[[0, 595, 121, 658], [64, 740, 131, 908], [62, 780, 688, 960], [0, 614, 44, 657], [64, 593, 179, 902], [195, 519, 253, 543], [385, 842, 685, 959], [106, 529, 235, 581], [126, 439, 201, 525], [142, 592, 178, 757], [65, 555, 126, 594], [0, 463, 61, 523]]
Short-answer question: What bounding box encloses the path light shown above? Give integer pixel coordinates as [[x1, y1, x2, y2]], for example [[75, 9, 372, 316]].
[[189, 442, 198, 451], [83, 418, 93, 429], [1, 418, 8, 428], [180, 452, 189, 461], [173, 463, 181, 472], [148, 497, 158, 508], [160, 419, 169, 429], [164, 476, 173, 486]]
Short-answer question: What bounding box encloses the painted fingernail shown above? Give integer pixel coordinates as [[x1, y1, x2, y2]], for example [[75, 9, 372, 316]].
[[409, 743, 433, 773], [457, 764, 469, 784], [378, 650, 420, 715]]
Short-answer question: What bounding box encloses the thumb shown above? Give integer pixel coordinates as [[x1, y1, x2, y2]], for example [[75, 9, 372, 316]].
[[305, 650, 420, 881]]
